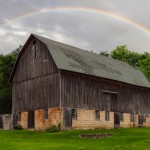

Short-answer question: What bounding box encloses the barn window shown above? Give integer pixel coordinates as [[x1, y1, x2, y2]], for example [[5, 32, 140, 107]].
[[105, 111, 110, 121], [72, 109, 77, 119], [130, 113, 134, 122], [120, 113, 124, 122], [95, 110, 100, 120], [33, 40, 37, 60], [44, 108, 48, 119]]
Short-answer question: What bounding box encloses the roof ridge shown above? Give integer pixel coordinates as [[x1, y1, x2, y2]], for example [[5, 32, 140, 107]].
[[32, 33, 136, 70], [32, 33, 150, 88]]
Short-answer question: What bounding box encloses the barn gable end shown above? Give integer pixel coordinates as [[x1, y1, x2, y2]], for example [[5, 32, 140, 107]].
[[11, 35, 60, 113], [10, 35, 58, 82]]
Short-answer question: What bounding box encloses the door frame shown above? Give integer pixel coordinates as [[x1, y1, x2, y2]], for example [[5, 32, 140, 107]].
[[63, 108, 72, 129], [138, 115, 144, 127], [114, 112, 120, 128], [28, 110, 35, 129]]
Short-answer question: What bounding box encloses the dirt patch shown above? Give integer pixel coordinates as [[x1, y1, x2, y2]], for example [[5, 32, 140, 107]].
[[79, 133, 112, 139]]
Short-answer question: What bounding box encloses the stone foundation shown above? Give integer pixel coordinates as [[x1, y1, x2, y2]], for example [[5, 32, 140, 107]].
[[20, 107, 150, 130], [120, 113, 138, 128], [143, 115, 150, 127], [1, 114, 11, 130], [21, 107, 62, 130], [21, 112, 28, 129], [34, 107, 62, 130], [72, 109, 114, 129]]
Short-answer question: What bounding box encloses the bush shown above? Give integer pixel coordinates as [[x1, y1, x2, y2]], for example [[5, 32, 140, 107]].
[[45, 123, 61, 133], [14, 125, 23, 130]]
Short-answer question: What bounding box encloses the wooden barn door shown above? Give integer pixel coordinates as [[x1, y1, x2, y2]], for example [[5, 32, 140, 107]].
[[13, 113, 18, 127], [28, 111, 35, 129], [0, 115, 3, 129], [63, 108, 72, 128], [102, 91, 118, 111], [114, 112, 120, 128], [138, 115, 143, 127]]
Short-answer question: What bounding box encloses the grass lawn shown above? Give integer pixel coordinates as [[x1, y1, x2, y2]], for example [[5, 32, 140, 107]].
[[0, 128, 150, 150]]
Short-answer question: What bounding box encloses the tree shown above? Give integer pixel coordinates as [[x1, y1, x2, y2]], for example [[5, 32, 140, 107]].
[[99, 51, 109, 57], [111, 45, 142, 67], [137, 54, 150, 82], [0, 49, 19, 114], [111, 45, 150, 82]]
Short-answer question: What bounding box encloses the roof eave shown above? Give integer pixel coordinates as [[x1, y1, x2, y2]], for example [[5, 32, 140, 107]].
[[9, 34, 35, 82]]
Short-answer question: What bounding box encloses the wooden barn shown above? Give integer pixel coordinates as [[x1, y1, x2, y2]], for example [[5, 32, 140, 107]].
[[10, 34, 150, 130]]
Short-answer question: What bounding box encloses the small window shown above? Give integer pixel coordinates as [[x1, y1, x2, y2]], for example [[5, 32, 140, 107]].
[[33, 40, 36, 45], [105, 111, 110, 121], [44, 108, 48, 119], [72, 109, 77, 119], [33, 40, 37, 60], [120, 113, 124, 122], [17, 112, 21, 121], [130, 113, 134, 122], [34, 47, 37, 60], [95, 110, 100, 120]]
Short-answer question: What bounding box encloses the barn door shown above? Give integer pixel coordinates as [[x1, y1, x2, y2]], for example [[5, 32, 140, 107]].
[[13, 113, 18, 127], [114, 112, 120, 128], [102, 92, 118, 112], [0, 115, 3, 129], [28, 111, 35, 129], [63, 108, 72, 128], [138, 115, 143, 127], [111, 94, 118, 111]]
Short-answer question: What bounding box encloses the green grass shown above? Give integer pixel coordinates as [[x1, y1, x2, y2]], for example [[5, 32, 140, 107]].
[[0, 128, 150, 150]]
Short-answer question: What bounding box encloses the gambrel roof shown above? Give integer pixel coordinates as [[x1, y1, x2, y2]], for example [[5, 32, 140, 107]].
[[10, 34, 150, 88]]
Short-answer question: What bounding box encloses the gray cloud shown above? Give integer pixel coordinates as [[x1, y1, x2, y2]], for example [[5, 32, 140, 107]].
[[0, 0, 150, 54]]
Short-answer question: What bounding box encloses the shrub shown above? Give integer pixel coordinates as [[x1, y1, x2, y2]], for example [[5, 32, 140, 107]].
[[45, 123, 61, 133], [14, 125, 23, 130], [57, 123, 61, 131]]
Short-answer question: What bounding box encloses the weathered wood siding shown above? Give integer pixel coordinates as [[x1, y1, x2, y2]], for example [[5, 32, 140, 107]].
[[12, 36, 150, 115], [12, 37, 60, 112], [13, 38, 57, 83], [61, 71, 150, 114]]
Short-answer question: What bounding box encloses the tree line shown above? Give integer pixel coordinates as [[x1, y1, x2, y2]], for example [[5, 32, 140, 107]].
[[0, 49, 19, 114], [0, 45, 150, 114], [100, 45, 150, 82]]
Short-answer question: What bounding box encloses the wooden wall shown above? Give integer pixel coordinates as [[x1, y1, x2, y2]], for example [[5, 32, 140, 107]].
[[12, 37, 60, 112], [13, 37, 58, 83], [12, 36, 150, 114], [61, 71, 150, 114]]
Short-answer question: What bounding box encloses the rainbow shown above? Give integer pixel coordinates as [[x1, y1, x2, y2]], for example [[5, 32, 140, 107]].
[[1, 6, 150, 36]]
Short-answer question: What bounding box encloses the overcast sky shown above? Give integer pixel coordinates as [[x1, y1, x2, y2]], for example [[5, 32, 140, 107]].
[[0, 0, 150, 54]]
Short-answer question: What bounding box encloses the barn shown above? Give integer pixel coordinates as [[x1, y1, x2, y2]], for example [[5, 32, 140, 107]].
[[10, 34, 150, 130]]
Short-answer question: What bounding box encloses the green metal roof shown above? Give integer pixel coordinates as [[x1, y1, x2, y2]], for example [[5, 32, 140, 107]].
[[33, 34, 150, 88]]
